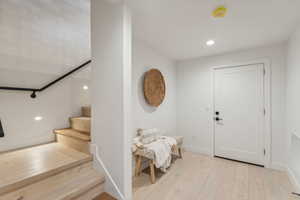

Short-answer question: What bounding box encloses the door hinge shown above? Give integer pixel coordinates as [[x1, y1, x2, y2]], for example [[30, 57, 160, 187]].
[[263, 108, 266, 115], [263, 149, 266, 156], [263, 68, 266, 76]]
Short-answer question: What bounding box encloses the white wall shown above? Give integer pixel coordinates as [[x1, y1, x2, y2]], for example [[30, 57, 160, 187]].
[[0, 68, 91, 152], [132, 40, 177, 137], [286, 25, 300, 189], [176, 44, 287, 169], [91, 1, 132, 199]]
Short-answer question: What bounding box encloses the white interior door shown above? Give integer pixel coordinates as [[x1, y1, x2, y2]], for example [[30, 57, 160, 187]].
[[214, 64, 265, 165]]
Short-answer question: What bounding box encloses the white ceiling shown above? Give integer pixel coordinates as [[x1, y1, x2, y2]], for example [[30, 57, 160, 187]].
[[0, 0, 90, 87], [0, 0, 90, 74], [129, 0, 300, 61]]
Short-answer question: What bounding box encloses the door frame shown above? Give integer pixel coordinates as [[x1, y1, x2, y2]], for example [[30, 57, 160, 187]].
[[211, 59, 271, 168]]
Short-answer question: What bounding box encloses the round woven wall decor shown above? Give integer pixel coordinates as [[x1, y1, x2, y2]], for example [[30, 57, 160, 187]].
[[143, 69, 166, 107]]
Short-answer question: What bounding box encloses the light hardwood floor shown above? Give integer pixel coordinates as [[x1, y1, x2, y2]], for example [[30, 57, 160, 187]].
[[133, 152, 298, 200], [0, 143, 92, 195]]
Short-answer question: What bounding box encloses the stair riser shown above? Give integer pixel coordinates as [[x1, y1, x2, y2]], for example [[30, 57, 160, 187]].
[[57, 134, 90, 154], [54, 129, 91, 142], [0, 144, 93, 197], [82, 107, 91, 117], [0, 162, 104, 200], [56, 178, 104, 200], [70, 118, 91, 133], [73, 184, 104, 200], [0, 157, 93, 196]]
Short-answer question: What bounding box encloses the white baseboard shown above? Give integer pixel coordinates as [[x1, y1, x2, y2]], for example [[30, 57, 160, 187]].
[[183, 145, 211, 156], [287, 167, 300, 193], [90, 144, 125, 200], [184, 146, 288, 172]]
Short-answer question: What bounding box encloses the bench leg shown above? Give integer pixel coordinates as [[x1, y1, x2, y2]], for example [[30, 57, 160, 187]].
[[178, 147, 183, 159], [149, 160, 156, 184], [135, 155, 142, 176]]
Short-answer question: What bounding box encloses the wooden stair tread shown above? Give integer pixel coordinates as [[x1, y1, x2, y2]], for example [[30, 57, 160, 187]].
[[93, 192, 117, 200], [0, 143, 92, 195], [0, 162, 105, 200], [54, 129, 91, 141]]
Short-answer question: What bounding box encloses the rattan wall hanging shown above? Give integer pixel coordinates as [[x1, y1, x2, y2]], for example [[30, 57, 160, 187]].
[[143, 69, 166, 107]]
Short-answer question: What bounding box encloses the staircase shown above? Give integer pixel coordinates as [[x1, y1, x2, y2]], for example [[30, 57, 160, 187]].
[[0, 107, 117, 200], [54, 106, 92, 154]]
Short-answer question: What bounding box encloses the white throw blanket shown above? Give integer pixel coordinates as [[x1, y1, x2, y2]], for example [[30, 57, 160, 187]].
[[160, 136, 177, 147], [134, 135, 177, 172]]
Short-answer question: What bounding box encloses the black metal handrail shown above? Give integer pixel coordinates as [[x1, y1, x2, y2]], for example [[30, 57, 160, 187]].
[[0, 60, 91, 98], [0, 119, 4, 138]]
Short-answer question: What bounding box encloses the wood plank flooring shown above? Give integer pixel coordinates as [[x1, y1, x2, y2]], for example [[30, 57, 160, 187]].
[[133, 152, 298, 200]]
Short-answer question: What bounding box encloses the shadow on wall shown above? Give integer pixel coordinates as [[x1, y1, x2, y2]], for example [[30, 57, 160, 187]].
[[137, 71, 157, 113], [290, 135, 300, 183]]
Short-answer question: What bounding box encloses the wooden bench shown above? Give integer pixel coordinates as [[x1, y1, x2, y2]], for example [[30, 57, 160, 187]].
[[133, 136, 183, 184]]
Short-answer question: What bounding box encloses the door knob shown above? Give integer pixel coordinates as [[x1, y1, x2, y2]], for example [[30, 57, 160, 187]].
[[215, 117, 223, 121]]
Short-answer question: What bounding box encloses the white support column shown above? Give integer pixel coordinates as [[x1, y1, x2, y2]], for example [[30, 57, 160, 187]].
[[91, 0, 132, 199]]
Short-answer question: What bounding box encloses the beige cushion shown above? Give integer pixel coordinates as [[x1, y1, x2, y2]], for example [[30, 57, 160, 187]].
[[134, 136, 184, 160], [137, 128, 160, 144], [173, 136, 183, 146], [140, 134, 157, 144], [137, 128, 160, 136]]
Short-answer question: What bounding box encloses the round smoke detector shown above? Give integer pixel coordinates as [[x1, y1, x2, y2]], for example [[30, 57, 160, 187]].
[[212, 6, 227, 18]]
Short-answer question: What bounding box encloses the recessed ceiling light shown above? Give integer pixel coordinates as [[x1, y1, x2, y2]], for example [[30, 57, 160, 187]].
[[206, 40, 215, 46], [83, 85, 89, 90], [34, 116, 43, 121]]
